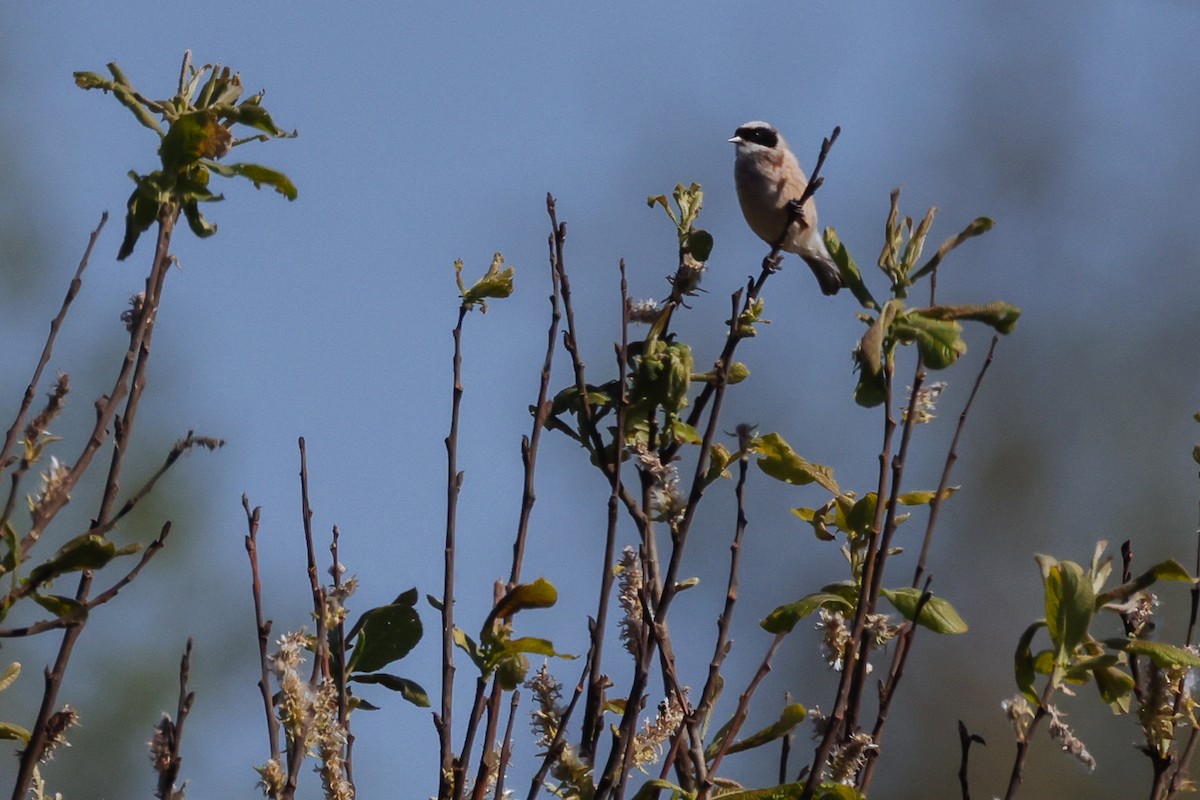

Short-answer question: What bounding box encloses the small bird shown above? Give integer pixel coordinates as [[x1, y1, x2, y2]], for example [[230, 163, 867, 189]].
[[730, 120, 843, 295]]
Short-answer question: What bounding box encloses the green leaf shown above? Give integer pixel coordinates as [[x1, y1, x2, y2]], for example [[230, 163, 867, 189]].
[[74, 70, 165, 134], [630, 779, 687, 800], [1, 519, 19, 576], [824, 227, 875, 310], [853, 299, 901, 406], [1038, 557, 1094, 657], [160, 110, 232, 172], [225, 99, 296, 138], [347, 601, 423, 673], [452, 628, 484, 670], [490, 577, 558, 623], [460, 253, 516, 308], [670, 420, 702, 445], [880, 587, 967, 634], [791, 506, 836, 541], [1092, 663, 1135, 713], [893, 311, 967, 369], [32, 594, 87, 622], [118, 175, 164, 260], [203, 161, 298, 200], [686, 229, 714, 261], [646, 194, 679, 227], [920, 302, 1022, 335], [761, 592, 853, 634], [896, 487, 958, 505], [910, 216, 995, 281], [709, 703, 806, 758], [711, 782, 857, 800], [842, 493, 877, 536], [1095, 560, 1193, 608], [631, 340, 693, 414], [26, 535, 135, 588], [182, 199, 218, 239], [753, 433, 839, 494], [1105, 638, 1200, 670], [1014, 621, 1046, 704], [0, 662, 19, 693], [0, 721, 31, 743], [348, 673, 430, 707]]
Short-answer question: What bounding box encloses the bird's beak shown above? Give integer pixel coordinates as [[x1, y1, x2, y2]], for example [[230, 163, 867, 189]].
[[728, 135, 742, 144]]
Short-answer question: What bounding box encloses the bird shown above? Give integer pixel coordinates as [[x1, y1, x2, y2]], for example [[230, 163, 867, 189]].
[[729, 120, 843, 295]]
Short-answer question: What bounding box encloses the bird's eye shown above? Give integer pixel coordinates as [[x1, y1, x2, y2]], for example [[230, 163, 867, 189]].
[[736, 126, 778, 149]]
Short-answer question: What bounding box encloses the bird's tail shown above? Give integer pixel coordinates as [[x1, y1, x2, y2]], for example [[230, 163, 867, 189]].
[[801, 250, 844, 296]]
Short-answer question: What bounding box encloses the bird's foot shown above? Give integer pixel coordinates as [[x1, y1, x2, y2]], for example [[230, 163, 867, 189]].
[[762, 253, 784, 273], [786, 198, 808, 227]]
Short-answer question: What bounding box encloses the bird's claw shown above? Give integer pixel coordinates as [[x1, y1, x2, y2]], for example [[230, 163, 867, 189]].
[[762, 253, 784, 273], [786, 198, 808, 227]]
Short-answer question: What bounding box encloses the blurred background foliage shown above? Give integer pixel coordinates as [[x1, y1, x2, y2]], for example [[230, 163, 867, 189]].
[[1, 3, 1198, 798]]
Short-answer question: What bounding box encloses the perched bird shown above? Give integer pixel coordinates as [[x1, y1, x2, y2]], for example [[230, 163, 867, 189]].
[[729, 120, 843, 295]]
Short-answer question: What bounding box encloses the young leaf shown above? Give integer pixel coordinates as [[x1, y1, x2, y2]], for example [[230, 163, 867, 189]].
[[909, 216, 995, 281], [893, 312, 967, 369], [203, 161, 298, 200], [1014, 621, 1047, 704], [753, 433, 839, 494], [709, 703, 807, 758], [824, 227, 876, 310], [1095, 559, 1193, 608], [1091, 663, 1135, 713], [1105, 638, 1200, 670], [26, 535, 137, 588], [0, 662, 19, 693], [347, 601, 423, 673], [348, 673, 431, 707], [460, 253, 515, 308], [0, 722, 31, 743], [920, 302, 1022, 335], [880, 587, 967, 634], [31, 594, 87, 622], [490, 577, 558, 622], [630, 779, 688, 800], [1039, 558, 1094, 657], [761, 593, 853, 634], [895, 487, 958, 505]]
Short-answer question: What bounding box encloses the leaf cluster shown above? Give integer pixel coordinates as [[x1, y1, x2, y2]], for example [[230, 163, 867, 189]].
[[75, 53, 297, 259]]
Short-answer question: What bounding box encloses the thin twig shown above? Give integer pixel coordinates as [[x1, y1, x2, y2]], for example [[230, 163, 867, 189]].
[[526, 667, 586, 800], [689, 398, 754, 780], [493, 690, 520, 800], [331, 526, 354, 790], [154, 638, 195, 799], [1002, 680, 1056, 800], [912, 337, 999, 588], [0, 522, 172, 637], [700, 633, 787, 796], [509, 225, 564, 587], [956, 720, 985, 800], [581, 260, 631, 762], [858, 580, 933, 792], [243, 494, 281, 764], [437, 303, 468, 800], [0, 213, 106, 473], [802, 360, 895, 800], [13, 205, 177, 800]]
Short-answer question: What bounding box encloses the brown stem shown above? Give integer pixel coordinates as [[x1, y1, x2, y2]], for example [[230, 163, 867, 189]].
[[0, 213, 106, 472], [912, 337, 999, 588], [243, 495, 281, 764], [437, 304, 468, 800], [12, 206, 177, 800]]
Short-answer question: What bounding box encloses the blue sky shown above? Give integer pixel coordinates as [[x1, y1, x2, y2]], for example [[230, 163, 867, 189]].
[[2, 3, 1200, 799]]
